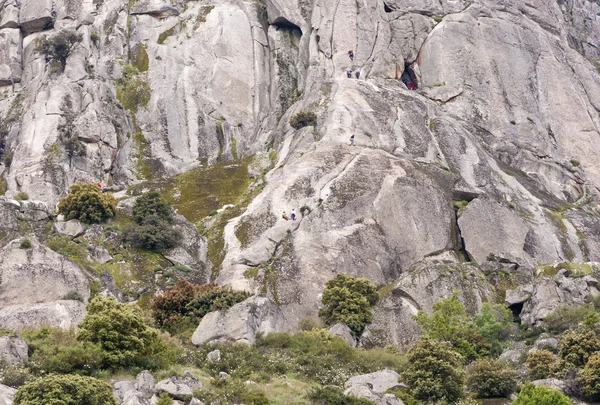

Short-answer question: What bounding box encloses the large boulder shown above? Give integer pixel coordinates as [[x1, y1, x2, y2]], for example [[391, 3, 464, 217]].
[[19, 0, 53, 35], [0, 384, 16, 405], [345, 370, 404, 394], [0, 29, 21, 86], [191, 296, 284, 345], [0, 336, 28, 365], [0, 238, 90, 307], [53, 219, 85, 238], [154, 372, 202, 401], [343, 384, 405, 405], [328, 323, 357, 348], [0, 300, 86, 331]]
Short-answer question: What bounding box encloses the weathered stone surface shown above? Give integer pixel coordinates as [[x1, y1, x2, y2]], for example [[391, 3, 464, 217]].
[[19, 0, 52, 35], [500, 342, 527, 364], [344, 384, 405, 405], [345, 370, 403, 394], [533, 378, 567, 393], [113, 381, 136, 404], [0, 384, 16, 405], [206, 349, 221, 363], [191, 296, 285, 345], [0, 300, 86, 331], [0, 29, 21, 85], [0, 336, 28, 365], [155, 372, 201, 401], [135, 370, 156, 398], [53, 219, 85, 238], [0, 238, 90, 306], [529, 335, 559, 353], [328, 323, 357, 348], [505, 289, 531, 306]]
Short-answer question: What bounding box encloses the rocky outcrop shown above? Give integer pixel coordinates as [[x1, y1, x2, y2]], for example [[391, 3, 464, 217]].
[[154, 372, 201, 401], [0, 336, 27, 365], [0, 300, 86, 331], [53, 219, 85, 238], [0, 384, 16, 405], [345, 370, 404, 394], [328, 323, 357, 348], [344, 385, 405, 405], [191, 296, 285, 345]]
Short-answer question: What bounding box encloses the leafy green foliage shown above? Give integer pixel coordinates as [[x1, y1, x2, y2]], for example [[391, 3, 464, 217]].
[[57, 183, 117, 224], [155, 393, 173, 405], [35, 30, 83, 72], [116, 65, 151, 113], [289, 111, 317, 129], [558, 329, 600, 368], [58, 122, 86, 161], [307, 386, 373, 405], [19, 239, 32, 249], [45, 236, 87, 259], [466, 358, 517, 398], [14, 191, 29, 201], [413, 292, 490, 361], [473, 302, 514, 357], [401, 338, 466, 404], [526, 350, 558, 380], [319, 274, 379, 336], [132, 191, 173, 224], [577, 352, 600, 401], [151, 280, 250, 333], [195, 378, 271, 405], [76, 296, 169, 370], [512, 383, 573, 405], [14, 374, 117, 405], [543, 305, 598, 335], [0, 364, 34, 388], [21, 327, 103, 376], [124, 191, 181, 251]]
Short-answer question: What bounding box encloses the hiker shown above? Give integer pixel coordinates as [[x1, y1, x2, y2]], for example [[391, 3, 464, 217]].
[[51, 10, 57, 19], [348, 50, 354, 61], [282, 211, 289, 221], [349, 134, 355, 146], [355, 71, 360, 79], [290, 208, 296, 221], [408, 81, 416, 90], [97, 181, 103, 192], [347, 69, 353, 78]]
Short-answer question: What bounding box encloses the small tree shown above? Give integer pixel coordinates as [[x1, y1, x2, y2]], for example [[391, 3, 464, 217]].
[[14, 374, 117, 405], [466, 358, 517, 398], [512, 383, 573, 405], [123, 215, 181, 251], [558, 329, 600, 368], [401, 338, 466, 404], [35, 30, 83, 72], [289, 111, 317, 129], [473, 302, 514, 357], [578, 352, 600, 401], [132, 191, 173, 224], [76, 296, 163, 370], [527, 350, 558, 380], [58, 122, 86, 165], [57, 183, 117, 224], [318, 274, 379, 336]]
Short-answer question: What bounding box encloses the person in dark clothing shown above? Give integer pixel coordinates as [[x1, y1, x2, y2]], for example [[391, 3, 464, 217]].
[[349, 134, 355, 146], [348, 50, 354, 61], [355, 71, 360, 79], [347, 69, 353, 78]]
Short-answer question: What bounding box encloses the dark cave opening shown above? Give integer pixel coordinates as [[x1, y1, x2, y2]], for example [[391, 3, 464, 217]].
[[401, 63, 418, 89], [383, 2, 393, 13]]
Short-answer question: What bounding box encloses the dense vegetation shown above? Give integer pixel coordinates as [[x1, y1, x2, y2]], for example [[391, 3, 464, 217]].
[[57, 183, 117, 224], [14, 374, 116, 405]]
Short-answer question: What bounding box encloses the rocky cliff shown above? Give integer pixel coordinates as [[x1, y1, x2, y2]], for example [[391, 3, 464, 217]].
[[1, 0, 600, 349]]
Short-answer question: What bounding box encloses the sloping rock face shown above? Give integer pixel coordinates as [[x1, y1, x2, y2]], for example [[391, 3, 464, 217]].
[[1, 0, 600, 346], [0, 384, 15, 405], [0, 336, 28, 365]]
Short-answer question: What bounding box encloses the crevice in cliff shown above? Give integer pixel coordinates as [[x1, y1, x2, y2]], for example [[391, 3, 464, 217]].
[[383, 3, 394, 13], [451, 195, 475, 262]]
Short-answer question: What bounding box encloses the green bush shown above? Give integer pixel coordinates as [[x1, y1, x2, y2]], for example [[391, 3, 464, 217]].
[[0, 364, 34, 388], [132, 191, 173, 224], [61, 291, 84, 302], [195, 378, 270, 405], [319, 274, 379, 336], [527, 349, 558, 380], [35, 30, 83, 73], [123, 215, 181, 251], [14, 374, 117, 405], [151, 280, 250, 334], [77, 296, 169, 370], [558, 329, 600, 367], [155, 393, 172, 405], [401, 338, 466, 404], [14, 191, 29, 201], [298, 317, 321, 331], [466, 358, 517, 398], [577, 352, 600, 400], [543, 305, 597, 335], [58, 122, 86, 160], [45, 236, 87, 259], [289, 111, 317, 129], [473, 302, 514, 357], [307, 386, 373, 405], [512, 383, 573, 405], [116, 65, 151, 113], [19, 239, 32, 249], [57, 183, 117, 224], [413, 292, 490, 361]]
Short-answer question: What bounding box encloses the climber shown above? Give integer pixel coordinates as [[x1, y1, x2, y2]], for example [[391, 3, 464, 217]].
[[291, 209, 297, 221], [355, 71, 360, 79], [51, 10, 57, 20], [349, 134, 355, 146], [348, 50, 354, 61], [282, 211, 289, 221], [347, 69, 353, 78], [97, 181, 103, 192]]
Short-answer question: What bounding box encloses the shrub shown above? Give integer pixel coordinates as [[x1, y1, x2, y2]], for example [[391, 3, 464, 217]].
[[298, 317, 321, 331], [543, 305, 597, 335], [123, 215, 181, 251], [527, 349, 558, 380], [401, 338, 466, 404], [45, 236, 87, 259], [512, 382, 573, 405], [14, 374, 117, 405], [116, 65, 151, 113], [473, 302, 514, 357], [57, 183, 117, 224], [19, 239, 32, 249], [58, 122, 86, 161], [35, 30, 83, 72], [132, 191, 173, 224], [195, 378, 271, 405], [307, 386, 373, 405], [14, 191, 29, 201], [289, 111, 317, 129], [155, 393, 172, 405], [413, 291, 489, 361], [77, 296, 166, 370], [558, 329, 600, 367], [62, 291, 84, 302], [151, 280, 250, 333], [0, 364, 34, 388], [319, 274, 379, 336], [578, 352, 600, 400], [466, 358, 517, 398]]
